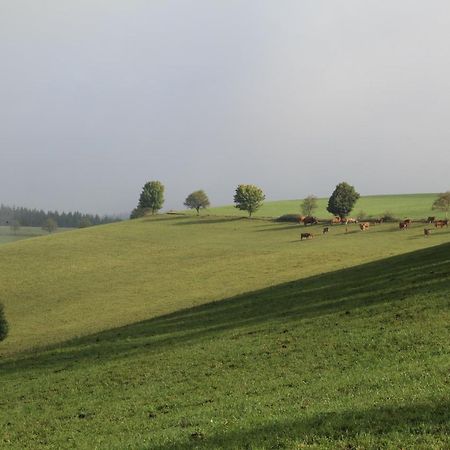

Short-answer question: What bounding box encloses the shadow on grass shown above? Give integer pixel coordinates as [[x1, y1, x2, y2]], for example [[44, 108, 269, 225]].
[[173, 217, 245, 226], [149, 400, 450, 449], [255, 224, 301, 232], [1, 243, 449, 374]]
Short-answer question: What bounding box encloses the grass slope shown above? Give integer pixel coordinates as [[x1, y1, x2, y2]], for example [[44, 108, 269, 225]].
[[199, 193, 439, 219], [1, 243, 449, 449], [1, 215, 449, 355]]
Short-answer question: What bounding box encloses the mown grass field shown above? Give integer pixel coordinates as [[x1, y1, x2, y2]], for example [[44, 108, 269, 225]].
[[1, 215, 449, 449], [192, 193, 439, 219]]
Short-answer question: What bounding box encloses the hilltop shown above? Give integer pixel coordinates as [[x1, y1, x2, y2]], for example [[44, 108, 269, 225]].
[[192, 193, 438, 219]]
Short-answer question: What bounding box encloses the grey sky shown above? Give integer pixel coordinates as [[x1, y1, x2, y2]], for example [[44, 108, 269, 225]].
[[1, 1, 449, 214]]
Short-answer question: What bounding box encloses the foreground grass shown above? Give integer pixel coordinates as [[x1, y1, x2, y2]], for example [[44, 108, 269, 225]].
[[1, 243, 449, 449], [199, 193, 439, 219], [1, 215, 449, 355]]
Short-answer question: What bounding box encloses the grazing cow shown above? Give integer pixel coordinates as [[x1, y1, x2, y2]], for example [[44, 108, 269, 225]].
[[434, 219, 448, 228], [359, 222, 370, 231], [303, 216, 318, 226], [300, 232, 313, 240], [427, 216, 435, 224], [424, 228, 431, 236], [399, 221, 408, 230], [344, 218, 357, 224], [330, 216, 341, 225], [323, 227, 329, 234]]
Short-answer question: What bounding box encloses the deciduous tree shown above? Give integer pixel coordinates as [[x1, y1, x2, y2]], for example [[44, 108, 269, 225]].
[[184, 190, 210, 215], [42, 218, 58, 233], [78, 217, 92, 228], [233, 184, 265, 217], [432, 191, 450, 218], [300, 195, 318, 217], [138, 181, 165, 215], [327, 182, 360, 219]]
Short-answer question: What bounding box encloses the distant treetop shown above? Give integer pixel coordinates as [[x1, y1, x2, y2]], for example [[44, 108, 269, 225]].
[[184, 190, 210, 215], [0, 205, 121, 228]]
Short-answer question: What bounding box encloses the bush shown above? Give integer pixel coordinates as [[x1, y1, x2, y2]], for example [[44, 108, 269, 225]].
[[276, 214, 303, 223], [381, 211, 398, 222], [0, 303, 8, 342], [356, 210, 367, 220], [130, 207, 150, 219]]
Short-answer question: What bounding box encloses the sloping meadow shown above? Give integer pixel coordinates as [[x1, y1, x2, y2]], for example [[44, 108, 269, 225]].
[[0, 241, 449, 448], [1, 215, 449, 355]]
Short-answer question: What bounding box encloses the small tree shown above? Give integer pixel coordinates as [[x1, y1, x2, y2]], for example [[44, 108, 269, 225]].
[[9, 219, 21, 235], [300, 195, 318, 217], [234, 184, 265, 217], [432, 191, 450, 218], [327, 182, 360, 219], [79, 217, 92, 228], [138, 181, 165, 215], [42, 218, 58, 233], [184, 190, 210, 215], [0, 303, 8, 342]]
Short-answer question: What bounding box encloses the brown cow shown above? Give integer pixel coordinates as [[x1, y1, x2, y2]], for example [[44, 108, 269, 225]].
[[424, 228, 431, 236], [399, 221, 408, 230], [300, 232, 313, 240], [345, 218, 357, 224], [297, 215, 305, 225], [359, 222, 370, 231], [323, 227, 329, 234], [434, 220, 448, 228], [303, 216, 318, 226], [330, 216, 341, 225]]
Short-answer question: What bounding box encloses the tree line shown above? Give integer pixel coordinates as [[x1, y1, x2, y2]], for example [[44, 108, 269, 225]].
[[132, 181, 450, 220], [130, 181, 359, 218], [0, 205, 122, 229]]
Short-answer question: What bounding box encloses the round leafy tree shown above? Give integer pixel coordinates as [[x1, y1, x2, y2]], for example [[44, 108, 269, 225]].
[[233, 184, 265, 217], [432, 191, 450, 218], [327, 182, 360, 219], [184, 190, 210, 215], [138, 181, 165, 215], [0, 303, 8, 342]]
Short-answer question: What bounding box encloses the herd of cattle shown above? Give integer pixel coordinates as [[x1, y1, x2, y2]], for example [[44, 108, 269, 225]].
[[298, 215, 448, 240]]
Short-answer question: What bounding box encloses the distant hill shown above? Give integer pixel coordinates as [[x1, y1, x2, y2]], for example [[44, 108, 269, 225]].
[[194, 193, 438, 219]]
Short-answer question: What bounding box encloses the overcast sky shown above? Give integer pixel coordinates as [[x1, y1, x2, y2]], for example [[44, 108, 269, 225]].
[[1, 1, 449, 214]]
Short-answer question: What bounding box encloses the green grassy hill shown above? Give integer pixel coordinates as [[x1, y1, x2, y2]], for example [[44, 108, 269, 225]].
[[1, 215, 449, 355], [196, 193, 439, 219], [0, 216, 449, 448]]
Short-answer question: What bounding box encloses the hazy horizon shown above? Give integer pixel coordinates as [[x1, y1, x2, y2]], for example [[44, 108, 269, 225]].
[[2, 1, 450, 215]]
